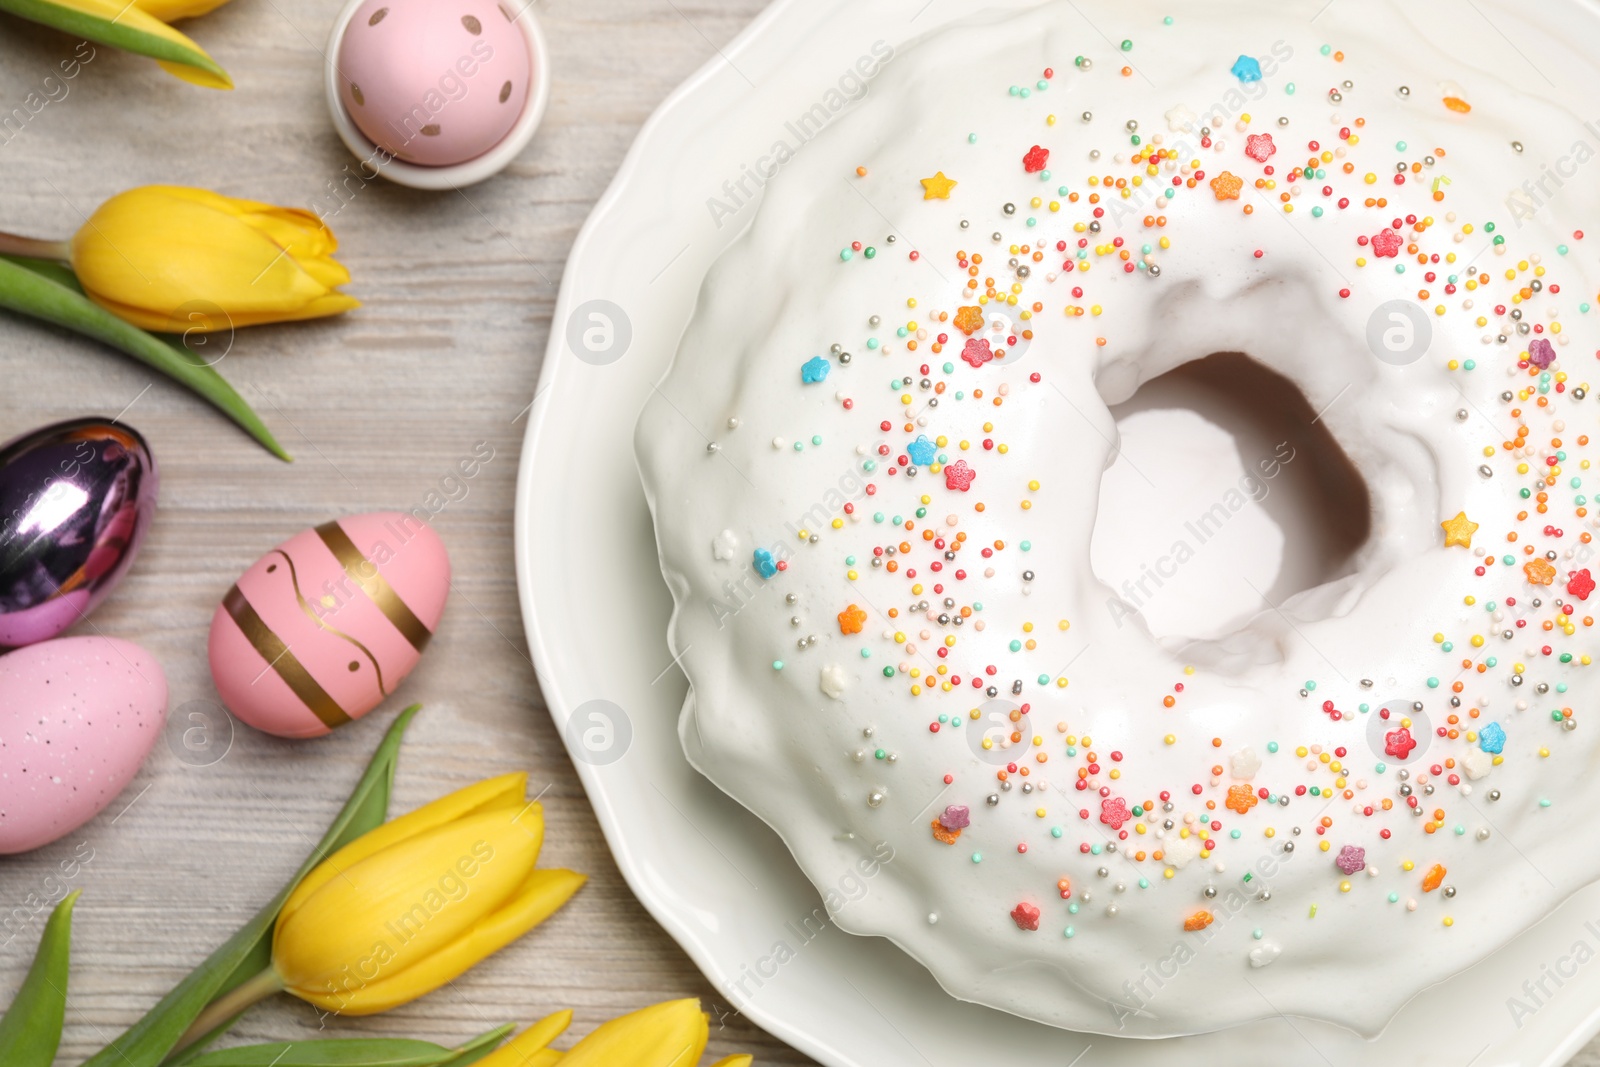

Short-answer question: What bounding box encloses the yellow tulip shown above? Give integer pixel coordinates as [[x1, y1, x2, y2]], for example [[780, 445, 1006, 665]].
[[69, 186, 359, 333], [472, 1009, 571, 1067], [0, 0, 231, 87], [132, 0, 231, 20], [271, 772, 586, 1016], [475, 999, 752, 1067]]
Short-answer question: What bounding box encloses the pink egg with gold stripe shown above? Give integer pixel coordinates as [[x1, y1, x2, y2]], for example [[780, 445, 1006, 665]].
[[207, 512, 449, 738]]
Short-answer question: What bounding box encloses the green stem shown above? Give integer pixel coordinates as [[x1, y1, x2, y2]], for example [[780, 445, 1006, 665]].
[[168, 969, 283, 1059], [0, 232, 69, 261], [0, 255, 290, 461]]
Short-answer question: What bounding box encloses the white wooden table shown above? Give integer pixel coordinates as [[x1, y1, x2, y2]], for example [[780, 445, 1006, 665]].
[[0, 1, 1596, 1064]]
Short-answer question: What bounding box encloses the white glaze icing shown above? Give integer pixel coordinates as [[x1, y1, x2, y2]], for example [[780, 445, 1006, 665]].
[[638, 0, 1600, 1037]]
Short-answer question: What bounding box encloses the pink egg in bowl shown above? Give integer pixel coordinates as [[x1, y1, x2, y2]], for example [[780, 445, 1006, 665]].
[[207, 512, 450, 739], [325, 0, 550, 188]]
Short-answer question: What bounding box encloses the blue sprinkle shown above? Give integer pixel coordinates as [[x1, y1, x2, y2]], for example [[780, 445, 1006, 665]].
[[1231, 54, 1262, 82], [1479, 722, 1506, 754], [753, 548, 778, 579], [801, 356, 830, 383], [907, 434, 938, 466]]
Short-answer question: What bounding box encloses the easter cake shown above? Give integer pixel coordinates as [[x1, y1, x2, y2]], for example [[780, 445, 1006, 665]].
[[637, 0, 1599, 1037]]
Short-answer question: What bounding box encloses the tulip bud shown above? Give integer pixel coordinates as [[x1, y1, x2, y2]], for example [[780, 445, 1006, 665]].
[[270, 773, 585, 1017], [559, 998, 710, 1067], [69, 186, 359, 334], [471, 1009, 571, 1067], [132, 0, 231, 20]]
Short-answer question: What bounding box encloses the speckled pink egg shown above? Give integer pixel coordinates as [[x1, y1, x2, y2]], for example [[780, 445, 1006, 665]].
[[0, 636, 168, 854], [337, 0, 532, 167], [208, 512, 449, 739]]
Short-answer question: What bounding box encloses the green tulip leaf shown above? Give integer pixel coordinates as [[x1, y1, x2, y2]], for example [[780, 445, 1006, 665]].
[[0, 890, 79, 1067], [182, 1038, 468, 1067], [86, 705, 424, 1067], [433, 1024, 516, 1067], [0, 0, 231, 88], [179, 1024, 512, 1067], [0, 255, 290, 461]]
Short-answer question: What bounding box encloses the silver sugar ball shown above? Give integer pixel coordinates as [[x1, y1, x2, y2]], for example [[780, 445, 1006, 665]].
[[867, 790, 885, 808]]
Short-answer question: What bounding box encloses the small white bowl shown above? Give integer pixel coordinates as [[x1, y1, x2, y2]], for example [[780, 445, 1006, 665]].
[[323, 0, 551, 190]]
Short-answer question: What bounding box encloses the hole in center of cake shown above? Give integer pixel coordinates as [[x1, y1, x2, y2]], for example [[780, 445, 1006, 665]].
[[1088, 351, 1371, 643]]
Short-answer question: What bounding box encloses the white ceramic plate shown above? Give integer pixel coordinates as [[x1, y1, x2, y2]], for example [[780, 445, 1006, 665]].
[[514, 1, 1600, 1063]]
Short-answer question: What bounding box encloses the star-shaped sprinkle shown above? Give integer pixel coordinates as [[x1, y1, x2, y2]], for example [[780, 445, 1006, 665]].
[[753, 548, 777, 578], [1529, 337, 1556, 369], [1385, 727, 1417, 759], [1244, 132, 1276, 162], [1370, 229, 1404, 258], [1525, 557, 1556, 586], [961, 337, 993, 368], [1422, 864, 1446, 892], [1231, 54, 1262, 82], [1184, 910, 1214, 932], [920, 171, 958, 199], [1099, 796, 1130, 830], [939, 804, 970, 830], [1569, 568, 1595, 600], [953, 305, 985, 335], [1335, 844, 1366, 875], [1209, 170, 1243, 200], [1441, 511, 1478, 547], [837, 603, 867, 635], [1022, 144, 1050, 173], [1010, 902, 1041, 931], [930, 819, 961, 845], [1225, 784, 1258, 814], [907, 434, 937, 467], [801, 355, 830, 383], [944, 459, 976, 492], [1164, 104, 1197, 131], [1479, 722, 1506, 754]]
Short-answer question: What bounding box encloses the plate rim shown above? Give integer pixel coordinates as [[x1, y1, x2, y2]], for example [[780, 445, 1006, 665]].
[[511, 2, 854, 1062]]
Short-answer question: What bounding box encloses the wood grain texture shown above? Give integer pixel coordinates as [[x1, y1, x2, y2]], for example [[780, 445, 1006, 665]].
[[0, 0, 813, 1062], [0, 1, 1597, 1065]]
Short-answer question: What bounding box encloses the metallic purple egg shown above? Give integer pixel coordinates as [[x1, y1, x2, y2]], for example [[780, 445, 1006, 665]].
[[0, 419, 157, 648]]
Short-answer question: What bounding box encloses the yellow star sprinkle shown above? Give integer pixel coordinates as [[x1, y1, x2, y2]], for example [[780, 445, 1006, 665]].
[[1441, 511, 1478, 548], [921, 171, 958, 200]]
